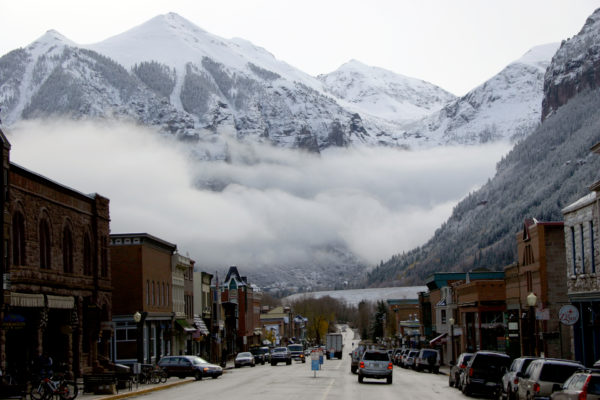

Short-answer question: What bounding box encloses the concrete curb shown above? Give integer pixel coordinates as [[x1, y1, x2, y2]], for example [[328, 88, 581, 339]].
[[90, 378, 196, 400]]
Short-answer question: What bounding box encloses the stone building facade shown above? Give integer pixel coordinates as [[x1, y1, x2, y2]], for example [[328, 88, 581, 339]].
[[563, 186, 600, 366], [0, 128, 112, 378]]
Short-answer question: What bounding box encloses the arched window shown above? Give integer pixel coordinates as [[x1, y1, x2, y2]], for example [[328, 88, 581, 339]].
[[100, 236, 108, 278], [12, 212, 25, 266], [63, 225, 73, 273], [83, 232, 92, 276], [39, 218, 51, 269]]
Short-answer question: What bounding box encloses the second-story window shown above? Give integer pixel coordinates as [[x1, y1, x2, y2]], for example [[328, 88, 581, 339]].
[[571, 226, 577, 275], [39, 218, 51, 269], [581, 224, 586, 274], [591, 220, 596, 274], [83, 232, 92, 276], [62, 225, 73, 273], [12, 212, 25, 266]]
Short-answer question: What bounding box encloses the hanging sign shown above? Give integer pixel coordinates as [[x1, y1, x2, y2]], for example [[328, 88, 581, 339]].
[[559, 305, 579, 326]]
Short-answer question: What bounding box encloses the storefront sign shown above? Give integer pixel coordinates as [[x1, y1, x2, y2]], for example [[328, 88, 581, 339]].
[[2, 313, 26, 330], [559, 305, 579, 326]]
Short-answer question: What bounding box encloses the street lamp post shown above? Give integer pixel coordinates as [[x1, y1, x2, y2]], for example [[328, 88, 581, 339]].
[[449, 317, 455, 364], [133, 311, 146, 364], [527, 292, 537, 356]]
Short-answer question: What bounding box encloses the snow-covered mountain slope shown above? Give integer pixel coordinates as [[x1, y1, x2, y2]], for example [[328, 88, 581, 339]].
[[0, 12, 559, 155], [318, 59, 456, 122], [543, 8, 600, 120], [401, 43, 559, 147]]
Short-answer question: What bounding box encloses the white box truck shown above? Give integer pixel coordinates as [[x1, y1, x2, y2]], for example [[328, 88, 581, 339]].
[[325, 333, 343, 359]]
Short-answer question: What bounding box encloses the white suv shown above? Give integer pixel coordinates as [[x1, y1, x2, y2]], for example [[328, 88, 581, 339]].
[[415, 348, 441, 373]]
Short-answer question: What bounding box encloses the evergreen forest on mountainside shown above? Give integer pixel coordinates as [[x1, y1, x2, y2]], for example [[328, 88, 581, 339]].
[[368, 89, 600, 286]]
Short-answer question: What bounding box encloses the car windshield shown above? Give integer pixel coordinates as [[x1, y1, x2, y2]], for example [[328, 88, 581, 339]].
[[191, 356, 209, 365], [273, 348, 286, 353], [363, 352, 389, 361], [237, 352, 252, 358], [409, 351, 419, 356], [288, 345, 303, 351], [471, 354, 510, 368], [539, 364, 582, 383]]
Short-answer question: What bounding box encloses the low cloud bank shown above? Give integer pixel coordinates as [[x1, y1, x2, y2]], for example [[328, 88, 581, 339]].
[[7, 119, 510, 270]]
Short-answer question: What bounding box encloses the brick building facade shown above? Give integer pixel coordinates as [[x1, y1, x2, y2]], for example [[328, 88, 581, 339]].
[[110, 233, 176, 363], [0, 128, 112, 378]]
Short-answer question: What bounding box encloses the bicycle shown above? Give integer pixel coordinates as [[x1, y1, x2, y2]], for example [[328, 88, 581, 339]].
[[29, 374, 78, 400], [149, 367, 167, 384]]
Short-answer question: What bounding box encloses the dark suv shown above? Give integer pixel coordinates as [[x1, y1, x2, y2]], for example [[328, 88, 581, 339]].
[[250, 346, 269, 365], [157, 355, 223, 380], [270, 347, 292, 366], [461, 351, 511, 397]]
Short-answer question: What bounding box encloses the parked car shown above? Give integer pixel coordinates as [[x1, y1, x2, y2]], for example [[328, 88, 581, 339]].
[[397, 348, 411, 367], [461, 350, 511, 397], [449, 352, 473, 389], [287, 344, 306, 363], [415, 348, 441, 373], [357, 349, 393, 384], [157, 355, 223, 380], [249, 346, 269, 365], [403, 349, 420, 369], [391, 348, 404, 366], [270, 347, 292, 366], [350, 347, 363, 374], [517, 358, 583, 400], [234, 352, 256, 368], [499, 356, 537, 400], [551, 369, 600, 400]]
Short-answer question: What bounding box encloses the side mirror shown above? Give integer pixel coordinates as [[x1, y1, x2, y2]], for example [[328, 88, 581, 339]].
[[552, 383, 562, 393], [516, 372, 524, 378]]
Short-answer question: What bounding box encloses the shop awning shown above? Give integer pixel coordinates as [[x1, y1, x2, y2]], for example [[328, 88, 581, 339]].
[[47, 295, 74, 309], [429, 332, 447, 345], [10, 292, 44, 308], [194, 318, 210, 335], [175, 319, 197, 332]]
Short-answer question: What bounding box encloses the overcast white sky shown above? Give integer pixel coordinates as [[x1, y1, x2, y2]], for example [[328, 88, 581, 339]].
[[1, 0, 599, 95]]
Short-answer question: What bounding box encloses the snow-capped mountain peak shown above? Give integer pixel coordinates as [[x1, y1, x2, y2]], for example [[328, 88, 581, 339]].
[[515, 42, 561, 70], [318, 59, 456, 122]]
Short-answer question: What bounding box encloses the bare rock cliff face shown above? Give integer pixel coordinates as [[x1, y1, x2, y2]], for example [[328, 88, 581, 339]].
[[542, 8, 600, 121]]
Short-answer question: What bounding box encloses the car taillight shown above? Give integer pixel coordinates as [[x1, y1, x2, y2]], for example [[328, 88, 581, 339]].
[[579, 375, 592, 400], [359, 362, 365, 368], [460, 363, 466, 369], [388, 362, 393, 370], [533, 382, 540, 393], [513, 378, 519, 385], [469, 367, 474, 377]]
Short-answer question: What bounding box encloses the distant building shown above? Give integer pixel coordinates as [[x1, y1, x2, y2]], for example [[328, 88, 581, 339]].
[[110, 233, 176, 363]]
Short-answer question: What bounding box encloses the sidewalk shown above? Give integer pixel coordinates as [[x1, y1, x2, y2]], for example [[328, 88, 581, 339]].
[[78, 360, 236, 400]]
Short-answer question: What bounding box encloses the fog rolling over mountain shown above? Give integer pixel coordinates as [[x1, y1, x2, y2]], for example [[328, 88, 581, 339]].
[[0, 11, 571, 290], [369, 8, 600, 286]]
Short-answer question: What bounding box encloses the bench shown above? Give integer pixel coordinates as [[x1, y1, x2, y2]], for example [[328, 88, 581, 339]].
[[83, 373, 118, 394]]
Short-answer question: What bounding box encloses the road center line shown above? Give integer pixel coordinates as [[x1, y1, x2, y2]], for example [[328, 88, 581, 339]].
[[320, 378, 335, 400]]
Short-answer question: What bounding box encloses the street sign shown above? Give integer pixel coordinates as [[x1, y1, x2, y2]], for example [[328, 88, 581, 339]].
[[559, 305, 579, 326]]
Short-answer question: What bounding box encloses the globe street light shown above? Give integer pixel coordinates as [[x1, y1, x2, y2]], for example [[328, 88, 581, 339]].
[[527, 293, 538, 356]]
